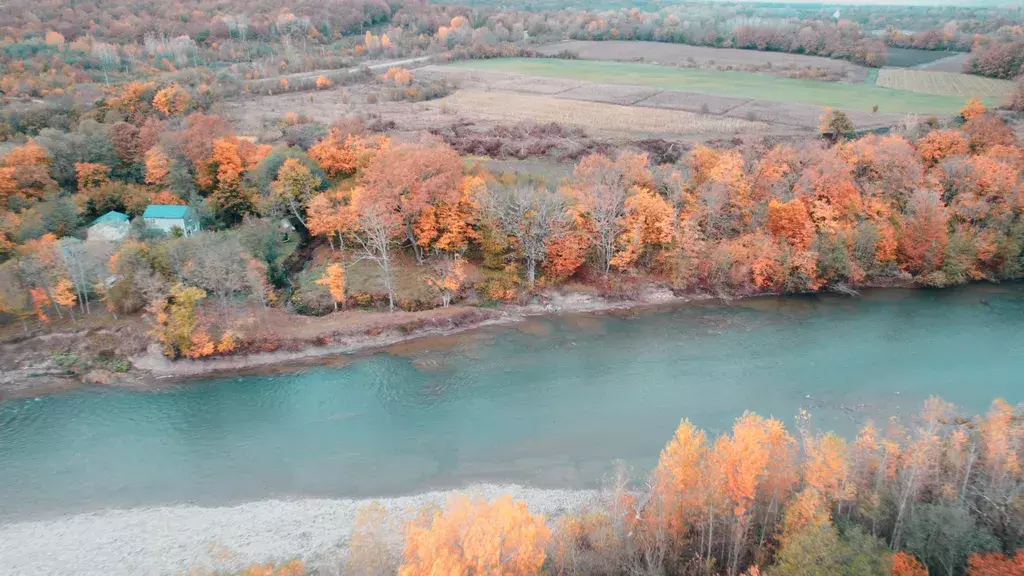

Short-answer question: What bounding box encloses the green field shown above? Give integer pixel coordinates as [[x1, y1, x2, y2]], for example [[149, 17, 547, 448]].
[[451, 58, 985, 114]]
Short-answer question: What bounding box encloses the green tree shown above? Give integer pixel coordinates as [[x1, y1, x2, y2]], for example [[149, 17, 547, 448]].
[[905, 503, 999, 576], [772, 523, 845, 576], [270, 157, 323, 229], [819, 109, 855, 141], [772, 523, 890, 576]]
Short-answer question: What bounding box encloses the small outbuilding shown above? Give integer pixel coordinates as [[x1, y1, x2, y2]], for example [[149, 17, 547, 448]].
[[87, 211, 130, 242], [143, 205, 199, 236]]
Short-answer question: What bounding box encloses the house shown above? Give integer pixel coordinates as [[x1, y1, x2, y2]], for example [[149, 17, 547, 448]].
[[87, 211, 130, 242], [143, 204, 199, 236]]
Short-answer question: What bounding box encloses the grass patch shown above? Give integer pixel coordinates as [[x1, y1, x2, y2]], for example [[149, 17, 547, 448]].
[[451, 58, 977, 114], [864, 69, 878, 86], [884, 47, 959, 68]]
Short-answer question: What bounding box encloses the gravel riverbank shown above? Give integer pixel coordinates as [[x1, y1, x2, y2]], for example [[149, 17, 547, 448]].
[[0, 484, 599, 576]]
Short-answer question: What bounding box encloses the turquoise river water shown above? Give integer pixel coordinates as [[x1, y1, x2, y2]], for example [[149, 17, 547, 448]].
[[1, 284, 1022, 520]]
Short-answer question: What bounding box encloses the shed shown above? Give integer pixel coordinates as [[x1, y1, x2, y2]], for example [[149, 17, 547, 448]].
[[143, 205, 199, 236], [87, 211, 130, 242]]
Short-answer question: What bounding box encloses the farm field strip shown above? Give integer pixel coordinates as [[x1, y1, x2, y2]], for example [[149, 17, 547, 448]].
[[433, 90, 771, 136], [534, 40, 868, 83], [449, 59, 981, 114], [875, 68, 1013, 99]]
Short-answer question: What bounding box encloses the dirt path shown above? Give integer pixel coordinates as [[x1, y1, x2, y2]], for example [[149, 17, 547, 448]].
[[264, 55, 431, 85]]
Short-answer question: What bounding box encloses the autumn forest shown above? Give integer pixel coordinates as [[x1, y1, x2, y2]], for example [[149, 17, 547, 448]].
[[0, 0, 1021, 573]]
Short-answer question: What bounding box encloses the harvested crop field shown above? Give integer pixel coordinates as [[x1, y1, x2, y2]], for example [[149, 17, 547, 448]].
[[914, 52, 970, 73], [434, 90, 770, 137], [450, 59, 974, 114], [556, 84, 658, 106], [876, 68, 1013, 99], [535, 40, 869, 83]]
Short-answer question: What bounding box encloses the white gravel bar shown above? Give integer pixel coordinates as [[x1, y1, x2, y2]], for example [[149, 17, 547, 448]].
[[0, 484, 598, 576]]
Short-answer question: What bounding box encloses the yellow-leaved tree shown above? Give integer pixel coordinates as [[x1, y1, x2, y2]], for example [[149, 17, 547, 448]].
[[400, 495, 551, 576], [316, 263, 346, 311], [148, 284, 207, 358]]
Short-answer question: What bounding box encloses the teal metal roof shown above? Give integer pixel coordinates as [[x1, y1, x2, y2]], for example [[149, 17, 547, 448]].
[[90, 211, 129, 226], [143, 205, 189, 219]]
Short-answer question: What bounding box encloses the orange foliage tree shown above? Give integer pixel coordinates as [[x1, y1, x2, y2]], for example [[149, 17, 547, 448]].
[[650, 419, 710, 541], [153, 84, 191, 116], [400, 495, 551, 576], [144, 148, 171, 187], [898, 189, 949, 277], [569, 152, 653, 275], [714, 412, 796, 574], [306, 189, 351, 251], [611, 186, 675, 271], [0, 140, 56, 205], [803, 432, 853, 513], [917, 129, 969, 166], [309, 132, 389, 179], [75, 162, 111, 190], [892, 551, 929, 576], [543, 230, 590, 282], [961, 98, 986, 121], [359, 140, 463, 262], [413, 175, 482, 257], [767, 198, 815, 250], [426, 257, 466, 307], [967, 550, 1024, 576]]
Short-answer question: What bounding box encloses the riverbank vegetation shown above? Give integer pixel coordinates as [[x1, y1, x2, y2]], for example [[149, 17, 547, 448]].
[[3, 95, 1024, 367], [2, 0, 1024, 378], [226, 397, 1022, 576]]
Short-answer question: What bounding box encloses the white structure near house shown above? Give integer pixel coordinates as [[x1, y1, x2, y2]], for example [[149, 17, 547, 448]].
[[143, 205, 199, 236], [87, 211, 130, 242]]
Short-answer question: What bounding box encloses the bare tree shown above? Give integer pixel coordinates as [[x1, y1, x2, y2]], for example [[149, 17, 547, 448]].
[[891, 397, 952, 549], [91, 41, 118, 87], [572, 158, 632, 276], [347, 188, 403, 311], [182, 233, 251, 311], [481, 181, 570, 285], [58, 239, 112, 315]]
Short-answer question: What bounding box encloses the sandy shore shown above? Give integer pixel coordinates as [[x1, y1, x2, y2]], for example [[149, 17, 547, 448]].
[[0, 484, 599, 576]]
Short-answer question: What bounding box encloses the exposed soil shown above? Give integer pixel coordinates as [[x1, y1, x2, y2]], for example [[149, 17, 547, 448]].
[[0, 314, 151, 401]]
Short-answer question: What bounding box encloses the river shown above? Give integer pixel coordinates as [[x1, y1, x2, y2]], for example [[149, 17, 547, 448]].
[[1, 284, 1022, 521]]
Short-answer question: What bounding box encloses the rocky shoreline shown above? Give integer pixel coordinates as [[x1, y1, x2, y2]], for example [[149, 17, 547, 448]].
[[0, 485, 600, 576]]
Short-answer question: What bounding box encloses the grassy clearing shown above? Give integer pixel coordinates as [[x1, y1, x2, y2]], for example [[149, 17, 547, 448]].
[[876, 68, 1014, 99], [451, 58, 981, 114]]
